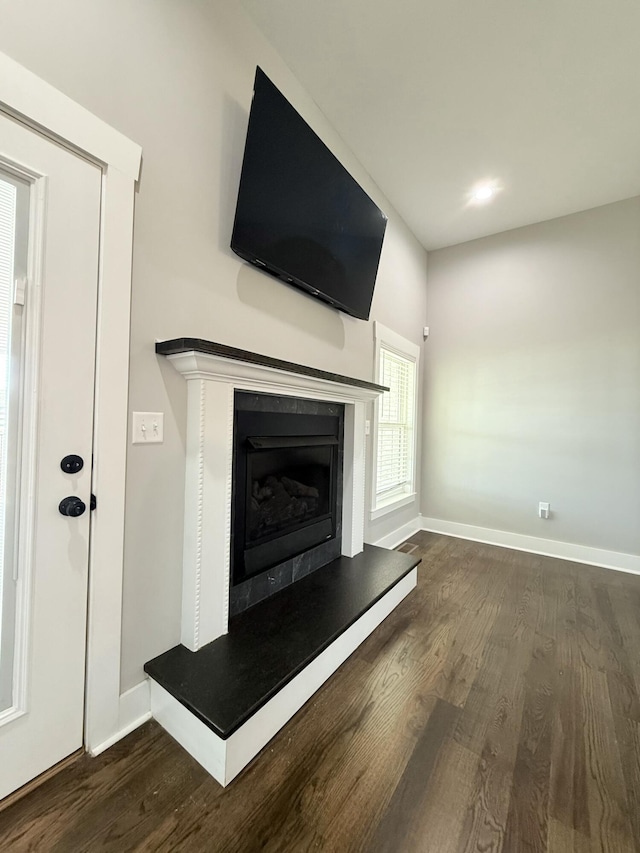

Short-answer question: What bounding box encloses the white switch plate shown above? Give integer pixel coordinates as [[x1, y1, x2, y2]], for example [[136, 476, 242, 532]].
[[132, 412, 164, 444], [538, 501, 550, 519]]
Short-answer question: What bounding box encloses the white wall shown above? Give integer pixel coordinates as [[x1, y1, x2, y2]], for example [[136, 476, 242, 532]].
[[0, 0, 427, 689], [423, 197, 640, 557]]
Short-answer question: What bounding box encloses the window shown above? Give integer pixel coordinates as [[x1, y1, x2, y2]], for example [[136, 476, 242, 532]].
[[371, 322, 420, 518], [0, 171, 28, 713]]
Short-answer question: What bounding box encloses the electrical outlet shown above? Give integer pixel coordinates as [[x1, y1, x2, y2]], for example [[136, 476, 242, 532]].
[[132, 412, 164, 444], [538, 501, 550, 519]]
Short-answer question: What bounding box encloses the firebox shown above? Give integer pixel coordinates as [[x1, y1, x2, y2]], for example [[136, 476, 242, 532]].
[[231, 392, 344, 611]]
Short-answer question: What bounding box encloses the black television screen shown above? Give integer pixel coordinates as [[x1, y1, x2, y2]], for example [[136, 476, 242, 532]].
[[231, 68, 387, 321]]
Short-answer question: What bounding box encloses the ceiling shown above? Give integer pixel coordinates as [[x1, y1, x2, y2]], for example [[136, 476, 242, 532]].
[[240, 0, 640, 250]]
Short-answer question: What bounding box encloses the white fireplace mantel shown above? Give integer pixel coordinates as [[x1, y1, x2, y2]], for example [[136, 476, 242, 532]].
[[159, 341, 386, 652]]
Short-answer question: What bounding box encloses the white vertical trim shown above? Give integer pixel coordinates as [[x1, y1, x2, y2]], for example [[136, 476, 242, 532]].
[[341, 401, 366, 558], [0, 50, 141, 755], [181, 379, 234, 650], [181, 380, 205, 650], [84, 166, 137, 751]]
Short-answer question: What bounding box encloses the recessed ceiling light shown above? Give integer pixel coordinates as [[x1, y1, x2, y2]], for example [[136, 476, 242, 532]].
[[466, 181, 502, 208], [473, 185, 495, 202]]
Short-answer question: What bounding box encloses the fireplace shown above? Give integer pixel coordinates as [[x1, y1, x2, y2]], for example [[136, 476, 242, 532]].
[[148, 339, 417, 788], [155, 338, 387, 652], [231, 392, 344, 614]]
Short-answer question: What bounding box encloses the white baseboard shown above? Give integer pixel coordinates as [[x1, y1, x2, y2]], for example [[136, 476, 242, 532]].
[[150, 568, 417, 786], [89, 678, 151, 757], [368, 513, 640, 576], [419, 516, 640, 575], [368, 516, 424, 550]]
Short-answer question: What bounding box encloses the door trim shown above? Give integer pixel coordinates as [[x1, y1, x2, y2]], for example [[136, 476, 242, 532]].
[[0, 53, 140, 180], [0, 51, 142, 754]]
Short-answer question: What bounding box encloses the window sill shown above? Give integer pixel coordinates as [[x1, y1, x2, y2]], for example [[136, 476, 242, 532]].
[[370, 492, 417, 521]]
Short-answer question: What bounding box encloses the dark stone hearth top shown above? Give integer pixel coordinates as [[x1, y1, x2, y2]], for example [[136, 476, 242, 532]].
[[144, 545, 419, 740], [155, 338, 389, 393]]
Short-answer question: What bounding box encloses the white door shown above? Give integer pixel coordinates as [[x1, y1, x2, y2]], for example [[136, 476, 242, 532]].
[[0, 111, 101, 800]]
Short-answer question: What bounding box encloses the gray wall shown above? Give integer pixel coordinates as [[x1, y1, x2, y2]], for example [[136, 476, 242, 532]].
[[423, 197, 640, 556], [0, 0, 428, 690]]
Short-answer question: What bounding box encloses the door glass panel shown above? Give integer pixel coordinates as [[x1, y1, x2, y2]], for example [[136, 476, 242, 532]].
[[0, 171, 28, 713]]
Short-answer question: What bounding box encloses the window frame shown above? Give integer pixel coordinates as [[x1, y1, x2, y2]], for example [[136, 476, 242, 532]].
[[370, 321, 420, 520]]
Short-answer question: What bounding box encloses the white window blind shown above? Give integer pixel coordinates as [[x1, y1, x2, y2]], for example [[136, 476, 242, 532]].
[[376, 345, 416, 501]]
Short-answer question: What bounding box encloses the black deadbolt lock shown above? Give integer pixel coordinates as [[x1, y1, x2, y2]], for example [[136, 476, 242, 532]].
[[60, 454, 84, 474], [59, 496, 86, 517]]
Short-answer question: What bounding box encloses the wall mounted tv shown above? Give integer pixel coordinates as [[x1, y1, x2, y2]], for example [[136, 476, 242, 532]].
[[231, 68, 388, 321]]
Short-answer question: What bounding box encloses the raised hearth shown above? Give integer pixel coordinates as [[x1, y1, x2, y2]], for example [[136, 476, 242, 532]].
[[145, 545, 419, 784], [146, 545, 418, 738]]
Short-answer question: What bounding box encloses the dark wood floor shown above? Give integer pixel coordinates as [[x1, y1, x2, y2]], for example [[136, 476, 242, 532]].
[[2, 532, 640, 852]]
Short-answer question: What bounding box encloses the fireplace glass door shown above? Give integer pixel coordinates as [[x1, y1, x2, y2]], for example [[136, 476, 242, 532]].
[[247, 436, 335, 544], [242, 434, 338, 579]]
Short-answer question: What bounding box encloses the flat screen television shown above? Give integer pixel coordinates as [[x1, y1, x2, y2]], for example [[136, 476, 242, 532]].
[[231, 68, 387, 321]]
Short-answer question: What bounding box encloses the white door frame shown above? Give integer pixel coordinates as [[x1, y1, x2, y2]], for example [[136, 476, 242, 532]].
[[0, 51, 142, 755]]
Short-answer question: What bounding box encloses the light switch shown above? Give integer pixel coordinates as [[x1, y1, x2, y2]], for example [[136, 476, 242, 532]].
[[132, 412, 164, 444]]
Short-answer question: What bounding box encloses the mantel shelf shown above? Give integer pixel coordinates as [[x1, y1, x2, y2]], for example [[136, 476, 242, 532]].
[[156, 338, 388, 395]]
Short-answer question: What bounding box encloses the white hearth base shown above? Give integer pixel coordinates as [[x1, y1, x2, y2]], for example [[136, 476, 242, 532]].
[[149, 567, 417, 786]]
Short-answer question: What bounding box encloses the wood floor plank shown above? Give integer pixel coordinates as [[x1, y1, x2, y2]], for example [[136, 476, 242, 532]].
[[547, 817, 592, 853], [2, 534, 640, 852], [598, 585, 640, 723], [609, 712, 640, 853], [550, 659, 590, 840], [364, 698, 461, 853], [573, 575, 608, 673], [502, 633, 556, 853], [453, 639, 529, 851], [579, 665, 635, 853], [391, 737, 479, 853]]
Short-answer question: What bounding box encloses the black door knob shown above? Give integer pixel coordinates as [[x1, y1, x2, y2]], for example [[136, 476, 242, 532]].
[[60, 454, 84, 474], [59, 496, 86, 517]]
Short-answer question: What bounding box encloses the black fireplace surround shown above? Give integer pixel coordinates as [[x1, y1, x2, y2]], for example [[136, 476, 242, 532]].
[[230, 392, 344, 616]]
